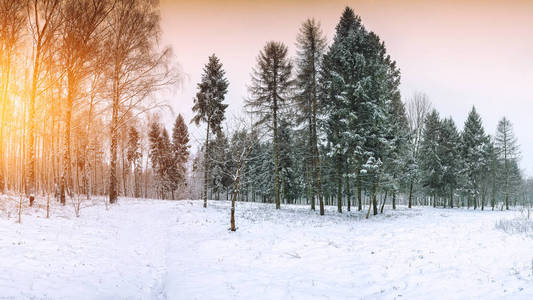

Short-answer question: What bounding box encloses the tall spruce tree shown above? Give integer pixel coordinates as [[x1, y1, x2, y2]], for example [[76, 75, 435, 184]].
[[386, 96, 410, 209], [160, 128, 178, 198], [461, 106, 488, 209], [172, 114, 190, 197], [192, 54, 229, 208], [148, 122, 164, 198], [320, 7, 362, 215], [438, 117, 462, 208], [294, 18, 327, 212], [321, 7, 401, 217], [419, 110, 443, 203], [246, 41, 293, 209]]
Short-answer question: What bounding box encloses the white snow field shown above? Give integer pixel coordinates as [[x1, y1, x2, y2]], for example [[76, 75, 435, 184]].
[[0, 196, 532, 299]]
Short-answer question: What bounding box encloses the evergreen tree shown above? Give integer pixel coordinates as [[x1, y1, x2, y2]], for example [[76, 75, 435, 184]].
[[419, 110, 443, 202], [438, 117, 462, 207], [385, 96, 410, 209], [494, 117, 520, 210], [484, 139, 500, 210], [294, 18, 327, 212], [246, 41, 293, 209], [148, 122, 164, 197], [192, 54, 229, 208], [278, 117, 298, 204], [321, 7, 400, 217], [461, 106, 488, 209], [209, 131, 232, 200], [160, 128, 178, 198], [171, 114, 190, 198], [127, 126, 142, 198]]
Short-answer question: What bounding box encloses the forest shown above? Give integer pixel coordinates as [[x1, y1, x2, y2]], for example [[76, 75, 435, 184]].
[[187, 7, 529, 222], [2, 1, 533, 298], [0, 1, 529, 220]]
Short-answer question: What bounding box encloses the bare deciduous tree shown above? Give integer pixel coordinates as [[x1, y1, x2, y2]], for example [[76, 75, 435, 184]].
[[105, 0, 178, 204]]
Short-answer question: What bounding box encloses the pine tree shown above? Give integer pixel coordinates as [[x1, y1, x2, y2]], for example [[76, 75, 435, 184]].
[[127, 126, 142, 198], [160, 128, 177, 198], [192, 54, 229, 208], [209, 131, 232, 200], [494, 117, 520, 210], [419, 110, 443, 203], [461, 106, 488, 209], [320, 7, 363, 215], [483, 139, 500, 210], [277, 117, 297, 204], [148, 122, 163, 198], [321, 7, 401, 217], [294, 18, 327, 212], [438, 117, 461, 208], [172, 114, 190, 197], [246, 41, 293, 209], [386, 96, 410, 209]]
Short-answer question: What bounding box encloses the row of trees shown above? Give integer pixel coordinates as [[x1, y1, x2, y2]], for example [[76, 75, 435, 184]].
[[0, 0, 179, 207], [147, 114, 190, 200], [189, 7, 529, 218], [2, 1, 525, 215], [418, 106, 521, 210]]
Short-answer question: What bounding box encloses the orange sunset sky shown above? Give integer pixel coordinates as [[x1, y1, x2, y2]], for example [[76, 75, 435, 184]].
[[159, 0, 533, 174]]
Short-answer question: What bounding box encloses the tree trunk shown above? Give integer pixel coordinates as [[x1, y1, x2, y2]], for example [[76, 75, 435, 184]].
[[310, 45, 323, 216], [408, 180, 413, 208], [0, 52, 12, 193], [273, 97, 280, 210], [27, 42, 42, 204], [392, 191, 396, 210], [346, 178, 351, 212], [337, 154, 342, 213], [109, 65, 119, 204], [357, 173, 362, 211], [61, 71, 75, 206], [308, 123, 315, 211], [203, 122, 209, 208], [449, 189, 454, 208], [366, 181, 379, 219], [380, 191, 387, 214]]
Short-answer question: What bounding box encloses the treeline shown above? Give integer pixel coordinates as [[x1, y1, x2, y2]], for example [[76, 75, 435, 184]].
[[0, 0, 179, 204], [2, 1, 529, 213], [190, 7, 531, 216]]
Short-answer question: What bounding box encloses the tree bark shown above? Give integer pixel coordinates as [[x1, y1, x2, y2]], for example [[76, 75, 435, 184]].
[[203, 122, 209, 208], [408, 180, 413, 208], [273, 96, 280, 209], [380, 191, 387, 214], [337, 154, 342, 213], [357, 173, 362, 211]]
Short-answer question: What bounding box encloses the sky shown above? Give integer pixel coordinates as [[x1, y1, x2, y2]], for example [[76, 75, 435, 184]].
[[159, 0, 533, 175]]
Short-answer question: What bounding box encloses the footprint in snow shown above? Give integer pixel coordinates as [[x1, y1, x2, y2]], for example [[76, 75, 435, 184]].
[[284, 252, 301, 259]]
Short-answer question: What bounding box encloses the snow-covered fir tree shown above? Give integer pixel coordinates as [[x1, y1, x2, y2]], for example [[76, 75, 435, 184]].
[[461, 106, 488, 209], [192, 54, 229, 207]]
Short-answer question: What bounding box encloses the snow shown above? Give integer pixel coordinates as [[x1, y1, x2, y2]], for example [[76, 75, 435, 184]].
[[0, 196, 532, 299]]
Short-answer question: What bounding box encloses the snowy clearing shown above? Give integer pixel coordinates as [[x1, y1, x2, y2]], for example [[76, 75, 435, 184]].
[[1, 197, 533, 299]]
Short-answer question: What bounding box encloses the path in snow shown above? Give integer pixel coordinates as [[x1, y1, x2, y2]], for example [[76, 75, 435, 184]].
[[0, 197, 532, 299]]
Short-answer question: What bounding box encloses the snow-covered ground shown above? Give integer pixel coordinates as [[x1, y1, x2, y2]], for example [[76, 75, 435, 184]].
[[0, 196, 532, 299]]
